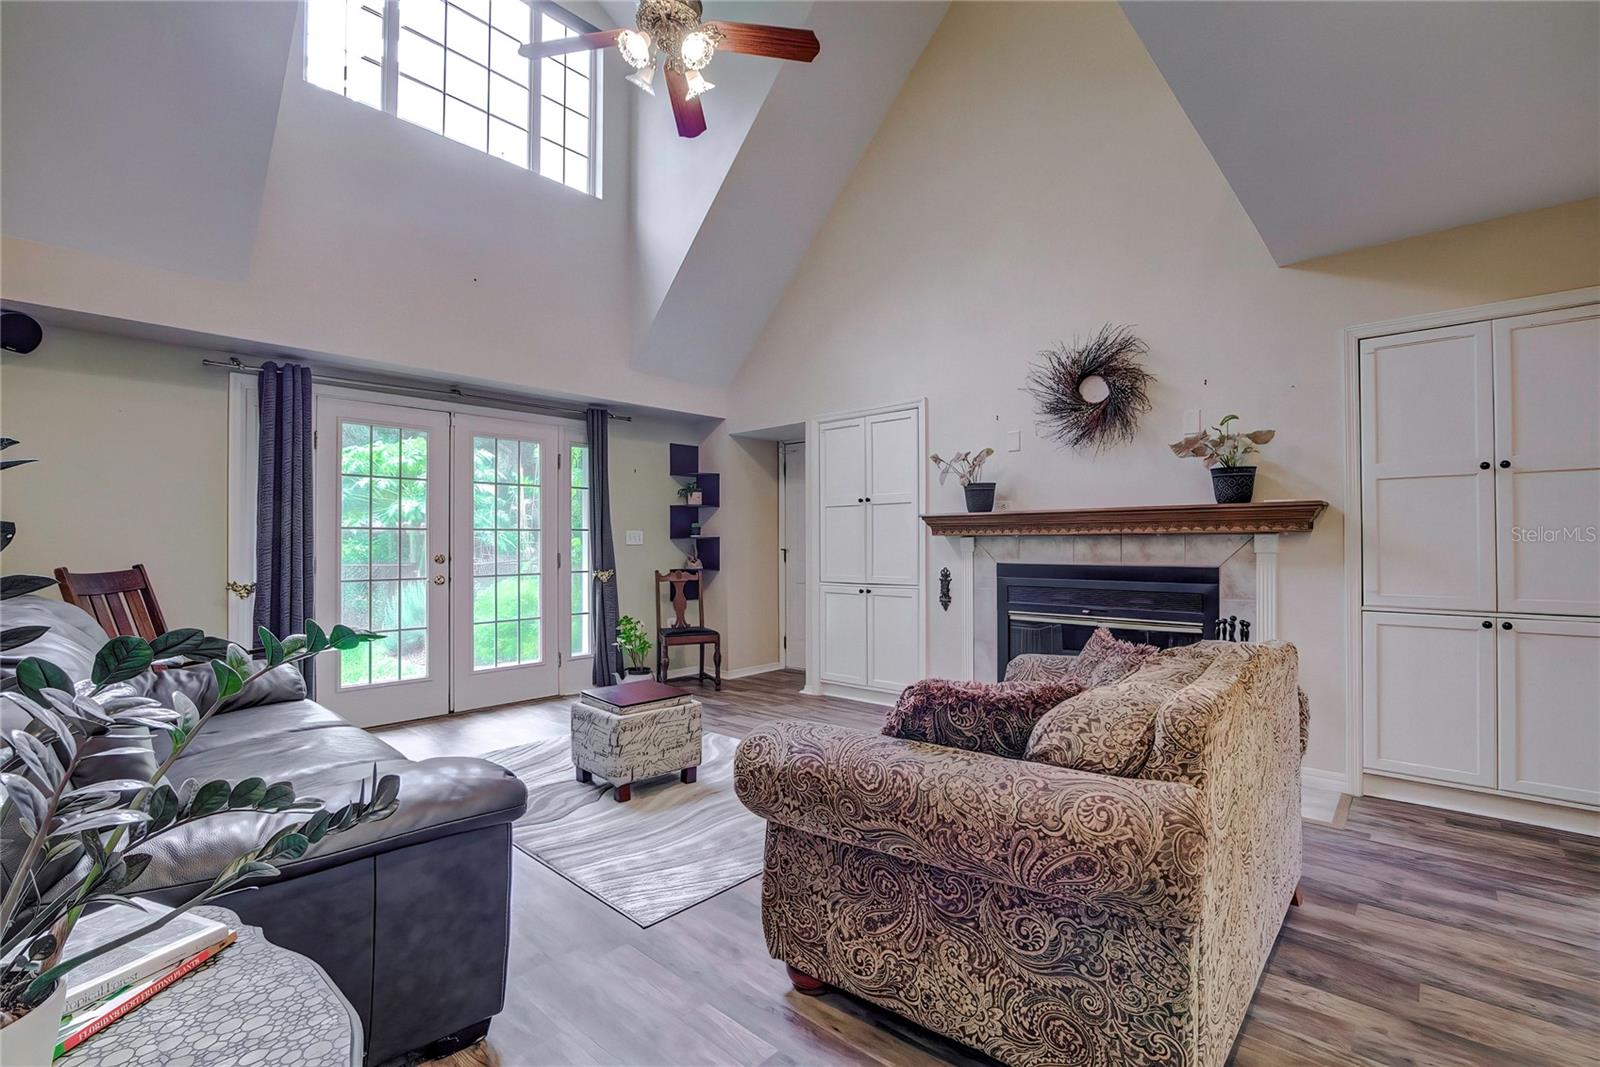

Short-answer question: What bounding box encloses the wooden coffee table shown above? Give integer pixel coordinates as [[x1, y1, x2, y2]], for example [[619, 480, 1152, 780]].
[[570, 683, 703, 802]]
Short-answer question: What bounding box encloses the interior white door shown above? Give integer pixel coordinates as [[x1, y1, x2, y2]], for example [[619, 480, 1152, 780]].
[[819, 583, 868, 685], [865, 410, 921, 586], [1362, 611, 1498, 787], [1360, 324, 1498, 612], [1497, 617, 1600, 807], [819, 419, 867, 584], [781, 442, 807, 670], [315, 399, 452, 727], [1492, 305, 1600, 616], [866, 585, 920, 691], [450, 417, 561, 711]]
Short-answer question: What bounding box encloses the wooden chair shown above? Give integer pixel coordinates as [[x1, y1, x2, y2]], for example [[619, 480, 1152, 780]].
[[54, 563, 169, 640], [654, 570, 721, 690]]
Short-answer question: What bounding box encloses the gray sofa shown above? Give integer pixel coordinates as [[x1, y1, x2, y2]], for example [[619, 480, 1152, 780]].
[[1, 596, 528, 1064]]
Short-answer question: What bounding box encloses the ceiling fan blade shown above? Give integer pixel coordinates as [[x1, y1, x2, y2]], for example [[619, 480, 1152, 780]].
[[703, 21, 820, 62], [664, 68, 707, 139], [518, 29, 623, 60]]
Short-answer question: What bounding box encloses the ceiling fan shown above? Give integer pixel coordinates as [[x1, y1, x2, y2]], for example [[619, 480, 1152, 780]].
[[519, 0, 820, 139]]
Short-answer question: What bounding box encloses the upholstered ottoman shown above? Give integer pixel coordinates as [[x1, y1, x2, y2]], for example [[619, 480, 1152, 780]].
[[570, 698, 702, 802]]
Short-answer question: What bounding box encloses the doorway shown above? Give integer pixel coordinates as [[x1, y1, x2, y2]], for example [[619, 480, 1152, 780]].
[[311, 395, 582, 727], [780, 440, 807, 671]]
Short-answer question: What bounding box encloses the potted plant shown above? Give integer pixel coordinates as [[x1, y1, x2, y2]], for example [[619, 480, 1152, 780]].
[[1169, 414, 1275, 503], [0, 441, 396, 1064], [677, 481, 702, 506], [615, 616, 653, 682], [930, 448, 997, 512]]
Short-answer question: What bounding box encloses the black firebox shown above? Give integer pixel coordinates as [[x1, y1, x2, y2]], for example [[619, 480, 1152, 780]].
[[995, 563, 1219, 680]]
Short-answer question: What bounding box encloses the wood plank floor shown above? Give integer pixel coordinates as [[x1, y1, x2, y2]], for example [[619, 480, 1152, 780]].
[[378, 671, 1600, 1067]]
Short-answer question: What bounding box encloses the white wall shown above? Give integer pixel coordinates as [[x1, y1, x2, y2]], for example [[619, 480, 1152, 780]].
[[719, 2, 1600, 775], [0, 329, 231, 634]]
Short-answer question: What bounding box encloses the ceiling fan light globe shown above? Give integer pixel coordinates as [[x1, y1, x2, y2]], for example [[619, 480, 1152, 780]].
[[684, 68, 714, 99], [617, 29, 653, 69], [626, 61, 658, 95], [679, 30, 715, 70]]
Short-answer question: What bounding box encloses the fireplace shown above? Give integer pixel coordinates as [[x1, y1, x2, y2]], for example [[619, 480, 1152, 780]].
[[995, 563, 1219, 679]]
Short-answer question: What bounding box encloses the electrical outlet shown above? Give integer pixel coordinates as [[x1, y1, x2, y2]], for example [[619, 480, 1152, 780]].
[[1006, 429, 1021, 452], [625, 530, 644, 546]]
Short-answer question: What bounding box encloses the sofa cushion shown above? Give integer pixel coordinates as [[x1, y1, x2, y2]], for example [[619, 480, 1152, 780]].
[[167, 698, 403, 783], [0, 595, 105, 684], [1025, 643, 1221, 775], [1072, 626, 1160, 688]]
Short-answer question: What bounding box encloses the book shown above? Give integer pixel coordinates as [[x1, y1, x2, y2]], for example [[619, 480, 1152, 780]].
[[580, 681, 692, 715], [55, 934, 235, 1057], [60, 900, 233, 1014]]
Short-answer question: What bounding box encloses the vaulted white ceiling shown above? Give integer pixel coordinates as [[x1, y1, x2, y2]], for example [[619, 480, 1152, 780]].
[[1122, 1, 1600, 265]]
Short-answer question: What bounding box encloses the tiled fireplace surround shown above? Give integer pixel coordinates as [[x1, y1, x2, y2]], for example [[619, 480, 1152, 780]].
[[971, 533, 1278, 681]]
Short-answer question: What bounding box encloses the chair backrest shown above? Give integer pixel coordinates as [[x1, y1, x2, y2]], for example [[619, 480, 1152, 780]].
[[53, 564, 169, 641], [654, 570, 705, 631]]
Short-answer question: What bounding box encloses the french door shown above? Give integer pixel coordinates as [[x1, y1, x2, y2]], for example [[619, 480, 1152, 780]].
[[313, 399, 570, 727]]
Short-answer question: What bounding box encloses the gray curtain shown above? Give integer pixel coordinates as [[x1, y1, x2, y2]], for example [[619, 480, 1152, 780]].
[[586, 407, 620, 685], [254, 361, 315, 694]]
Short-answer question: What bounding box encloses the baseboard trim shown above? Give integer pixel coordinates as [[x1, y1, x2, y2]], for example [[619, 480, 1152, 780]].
[[816, 681, 898, 707], [1301, 768, 1348, 792], [1362, 774, 1600, 837], [664, 662, 785, 683]]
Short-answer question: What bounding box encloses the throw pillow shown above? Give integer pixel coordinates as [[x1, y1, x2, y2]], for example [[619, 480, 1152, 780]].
[[1071, 626, 1159, 689], [1025, 643, 1218, 776], [883, 677, 1087, 759]]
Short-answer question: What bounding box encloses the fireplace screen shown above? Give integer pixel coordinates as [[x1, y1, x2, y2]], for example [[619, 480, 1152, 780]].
[[995, 563, 1219, 680]]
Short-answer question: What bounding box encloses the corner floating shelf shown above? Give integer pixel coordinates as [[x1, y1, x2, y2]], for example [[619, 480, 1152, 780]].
[[669, 443, 719, 599]]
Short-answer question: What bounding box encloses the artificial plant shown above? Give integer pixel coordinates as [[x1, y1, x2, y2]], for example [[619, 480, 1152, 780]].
[[929, 448, 996, 486], [615, 616, 652, 672], [1169, 414, 1275, 468], [0, 437, 395, 1025]]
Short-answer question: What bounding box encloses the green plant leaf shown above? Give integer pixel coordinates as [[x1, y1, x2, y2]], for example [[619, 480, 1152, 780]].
[[0, 458, 37, 471], [212, 660, 243, 701], [267, 832, 310, 862], [224, 643, 252, 673], [147, 628, 230, 661], [1, 574, 56, 600], [305, 620, 328, 654], [147, 784, 179, 832], [258, 627, 284, 667], [258, 781, 297, 811], [279, 634, 308, 657], [91, 636, 154, 685], [0, 437, 16, 450], [15, 657, 72, 704], [0, 771, 49, 832], [188, 780, 231, 818], [0, 520, 14, 552], [228, 777, 267, 809], [50, 810, 148, 836], [373, 774, 400, 811], [0, 626, 48, 651], [327, 624, 361, 650]]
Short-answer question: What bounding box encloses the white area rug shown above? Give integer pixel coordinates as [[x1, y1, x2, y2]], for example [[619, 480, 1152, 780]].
[[482, 731, 765, 927]]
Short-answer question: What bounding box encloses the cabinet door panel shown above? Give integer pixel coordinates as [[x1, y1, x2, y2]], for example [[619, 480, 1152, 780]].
[[819, 419, 867, 584], [866, 586, 920, 692], [1360, 324, 1496, 611], [1493, 305, 1600, 615], [1363, 611, 1497, 787], [819, 584, 868, 685], [1498, 618, 1600, 807], [865, 411, 921, 586]]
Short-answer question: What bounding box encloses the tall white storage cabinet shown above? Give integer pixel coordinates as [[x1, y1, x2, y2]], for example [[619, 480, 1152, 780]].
[[1360, 302, 1600, 823], [815, 404, 924, 698]]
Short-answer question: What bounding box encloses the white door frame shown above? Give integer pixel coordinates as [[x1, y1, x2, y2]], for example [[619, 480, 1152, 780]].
[[805, 397, 927, 701], [1340, 285, 1600, 795], [778, 440, 806, 670]]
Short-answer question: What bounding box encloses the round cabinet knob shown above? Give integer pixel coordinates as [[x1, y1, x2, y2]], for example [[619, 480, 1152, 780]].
[[1500, 460, 1511, 468], [1482, 620, 1492, 628], [433, 575, 446, 585], [865, 497, 872, 503], [866, 588, 873, 594], [434, 553, 446, 564], [1502, 621, 1513, 630], [857, 588, 864, 594], [1479, 461, 1491, 470], [857, 497, 864, 503]]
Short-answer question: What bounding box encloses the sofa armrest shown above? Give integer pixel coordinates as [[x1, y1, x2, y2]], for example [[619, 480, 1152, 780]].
[[735, 721, 1207, 914]]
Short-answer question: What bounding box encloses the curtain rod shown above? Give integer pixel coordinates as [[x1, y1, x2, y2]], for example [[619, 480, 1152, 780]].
[[201, 357, 630, 421]]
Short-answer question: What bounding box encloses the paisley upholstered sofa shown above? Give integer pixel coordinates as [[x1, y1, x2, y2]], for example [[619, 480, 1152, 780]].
[[734, 640, 1306, 1067]]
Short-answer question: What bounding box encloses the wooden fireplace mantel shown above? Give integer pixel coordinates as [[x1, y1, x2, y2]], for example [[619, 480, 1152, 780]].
[[921, 500, 1328, 537]]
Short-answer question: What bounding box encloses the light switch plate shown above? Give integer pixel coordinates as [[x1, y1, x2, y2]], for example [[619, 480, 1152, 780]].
[[624, 530, 644, 546], [1006, 429, 1021, 452]]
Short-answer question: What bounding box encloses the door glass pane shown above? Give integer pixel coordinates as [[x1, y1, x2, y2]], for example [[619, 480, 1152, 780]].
[[339, 420, 429, 688], [472, 434, 542, 669], [569, 443, 592, 656]]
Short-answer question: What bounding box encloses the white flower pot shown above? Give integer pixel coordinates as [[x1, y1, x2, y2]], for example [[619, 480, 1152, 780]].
[[0, 981, 65, 1067]]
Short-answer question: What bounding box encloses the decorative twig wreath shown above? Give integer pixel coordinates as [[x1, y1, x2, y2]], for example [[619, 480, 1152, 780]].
[[1025, 324, 1155, 452]]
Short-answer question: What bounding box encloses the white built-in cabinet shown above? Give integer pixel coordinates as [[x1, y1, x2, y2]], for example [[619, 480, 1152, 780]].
[[816, 404, 923, 695], [1360, 303, 1600, 813]]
